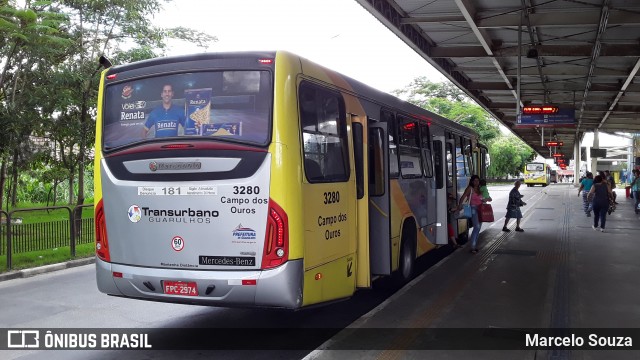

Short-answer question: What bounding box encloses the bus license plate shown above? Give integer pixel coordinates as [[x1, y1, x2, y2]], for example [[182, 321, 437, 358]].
[[163, 281, 198, 296]]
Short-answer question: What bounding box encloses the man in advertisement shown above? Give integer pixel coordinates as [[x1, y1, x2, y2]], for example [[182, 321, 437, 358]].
[[142, 84, 186, 138]]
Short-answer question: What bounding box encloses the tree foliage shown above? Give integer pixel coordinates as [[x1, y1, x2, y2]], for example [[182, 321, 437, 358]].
[[394, 77, 500, 144], [488, 135, 535, 178], [394, 77, 535, 178], [0, 0, 217, 209]]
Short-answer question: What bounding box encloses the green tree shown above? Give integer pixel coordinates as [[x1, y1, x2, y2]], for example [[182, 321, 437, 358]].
[[1, 0, 72, 208], [488, 135, 535, 178], [51, 0, 216, 210], [394, 77, 500, 144], [1, 0, 217, 209]]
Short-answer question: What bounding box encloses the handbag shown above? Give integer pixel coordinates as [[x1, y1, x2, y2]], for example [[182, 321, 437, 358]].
[[461, 203, 473, 219], [477, 203, 494, 222]]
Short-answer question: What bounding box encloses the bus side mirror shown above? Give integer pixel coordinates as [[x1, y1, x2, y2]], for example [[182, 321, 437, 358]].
[[99, 55, 112, 69]]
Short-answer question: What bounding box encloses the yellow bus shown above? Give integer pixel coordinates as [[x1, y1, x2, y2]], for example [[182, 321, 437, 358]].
[[94, 51, 486, 309], [524, 162, 550, 187]]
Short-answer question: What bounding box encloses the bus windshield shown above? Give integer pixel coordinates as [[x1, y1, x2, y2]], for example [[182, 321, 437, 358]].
[[102, 70, 272, 150], [526, 163, 544, 172]]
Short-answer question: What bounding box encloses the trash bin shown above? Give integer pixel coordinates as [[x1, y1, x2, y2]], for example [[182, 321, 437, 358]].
[[626, 186, 631, 198]]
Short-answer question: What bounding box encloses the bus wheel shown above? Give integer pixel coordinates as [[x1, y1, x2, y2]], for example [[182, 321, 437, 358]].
[[395, 224, 416, 284]]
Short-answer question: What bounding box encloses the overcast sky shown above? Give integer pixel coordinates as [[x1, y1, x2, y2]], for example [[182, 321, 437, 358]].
[[153, 0, 444, 93]]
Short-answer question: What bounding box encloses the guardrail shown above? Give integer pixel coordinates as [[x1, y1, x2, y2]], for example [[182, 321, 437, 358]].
[[1, 205, 94, 271]]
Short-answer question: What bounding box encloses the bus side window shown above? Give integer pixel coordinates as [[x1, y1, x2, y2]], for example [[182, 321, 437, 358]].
[[299, 82, 348, 183], [353, 122, 364, 199], [382, 110, 399, 178], [399, 118, 423, 178], [420, 123, 433, 178], [369, 127, 385, 196], [455, 135, 465, 177], [446, 142, 454, 189], [433, 140, 443, 189]]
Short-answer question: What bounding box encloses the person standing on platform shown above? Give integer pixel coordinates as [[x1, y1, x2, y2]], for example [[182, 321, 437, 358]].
[[578, 172, 594, 217], [503, 180, 526, 232], [457, 175, 484, 254], [588, 175, 613, 232], [631, 169, 640, 214]]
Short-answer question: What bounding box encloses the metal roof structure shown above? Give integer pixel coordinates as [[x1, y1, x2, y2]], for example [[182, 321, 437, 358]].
[[355, 0, 640, 158]]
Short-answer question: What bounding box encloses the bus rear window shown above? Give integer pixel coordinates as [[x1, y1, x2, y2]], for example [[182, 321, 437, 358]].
[[102, 70, 272, 150]]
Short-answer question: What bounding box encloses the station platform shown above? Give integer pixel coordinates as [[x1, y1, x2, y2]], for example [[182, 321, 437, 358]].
[[306, 184, 640, 359]]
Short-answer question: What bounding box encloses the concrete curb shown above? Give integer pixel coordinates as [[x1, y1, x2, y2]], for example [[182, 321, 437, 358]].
[[0, 257, 95, 282]]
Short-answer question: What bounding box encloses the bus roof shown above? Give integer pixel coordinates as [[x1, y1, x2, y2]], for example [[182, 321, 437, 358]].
[[104, 50, 479, 140]]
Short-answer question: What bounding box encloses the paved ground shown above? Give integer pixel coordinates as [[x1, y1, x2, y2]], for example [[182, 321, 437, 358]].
[[305, 184, 640, 359]]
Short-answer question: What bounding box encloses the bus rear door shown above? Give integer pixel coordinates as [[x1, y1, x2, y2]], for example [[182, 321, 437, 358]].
[[368, 121, 392, 276]]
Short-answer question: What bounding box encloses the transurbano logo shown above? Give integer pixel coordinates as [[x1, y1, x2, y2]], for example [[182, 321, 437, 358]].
[[133, 206, 219, 224]]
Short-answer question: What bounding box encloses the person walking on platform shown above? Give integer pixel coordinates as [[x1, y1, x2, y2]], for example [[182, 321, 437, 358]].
[[588, 175, 613, 232], [578, 172, 594, 217], [457, 175, 485, 254], [599, 171, 616, 214], [631, 169, 640, 214], [503, 180, 526, 232]]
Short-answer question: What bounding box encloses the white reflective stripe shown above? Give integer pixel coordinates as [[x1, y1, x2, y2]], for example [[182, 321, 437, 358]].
[[228, 279, 242, 285]]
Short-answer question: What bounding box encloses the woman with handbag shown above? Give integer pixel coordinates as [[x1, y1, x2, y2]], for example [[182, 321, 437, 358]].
[[503, 180, 526, 232], [457, 175, 485, 254]]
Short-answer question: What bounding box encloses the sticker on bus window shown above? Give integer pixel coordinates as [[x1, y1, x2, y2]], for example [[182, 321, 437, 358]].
[[184, 88, 212, 135], [202, 122, 242, 136]]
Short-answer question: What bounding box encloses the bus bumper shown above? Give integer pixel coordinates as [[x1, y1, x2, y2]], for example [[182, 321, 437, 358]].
[[96, 258, 303, 309]]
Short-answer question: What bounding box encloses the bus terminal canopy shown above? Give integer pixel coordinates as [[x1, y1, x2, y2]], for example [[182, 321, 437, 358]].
[[356, 0, 640, 159]]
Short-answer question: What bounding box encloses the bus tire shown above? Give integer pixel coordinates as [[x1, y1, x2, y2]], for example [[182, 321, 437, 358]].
[[395, 221, 416, 284]]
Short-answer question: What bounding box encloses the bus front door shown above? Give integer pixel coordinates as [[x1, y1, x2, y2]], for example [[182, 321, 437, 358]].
[[432, 134, 448, 244]]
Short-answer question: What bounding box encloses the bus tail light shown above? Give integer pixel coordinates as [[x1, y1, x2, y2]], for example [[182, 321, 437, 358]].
[[95, 199, 111, 262], [261, 199, 288, 269]]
